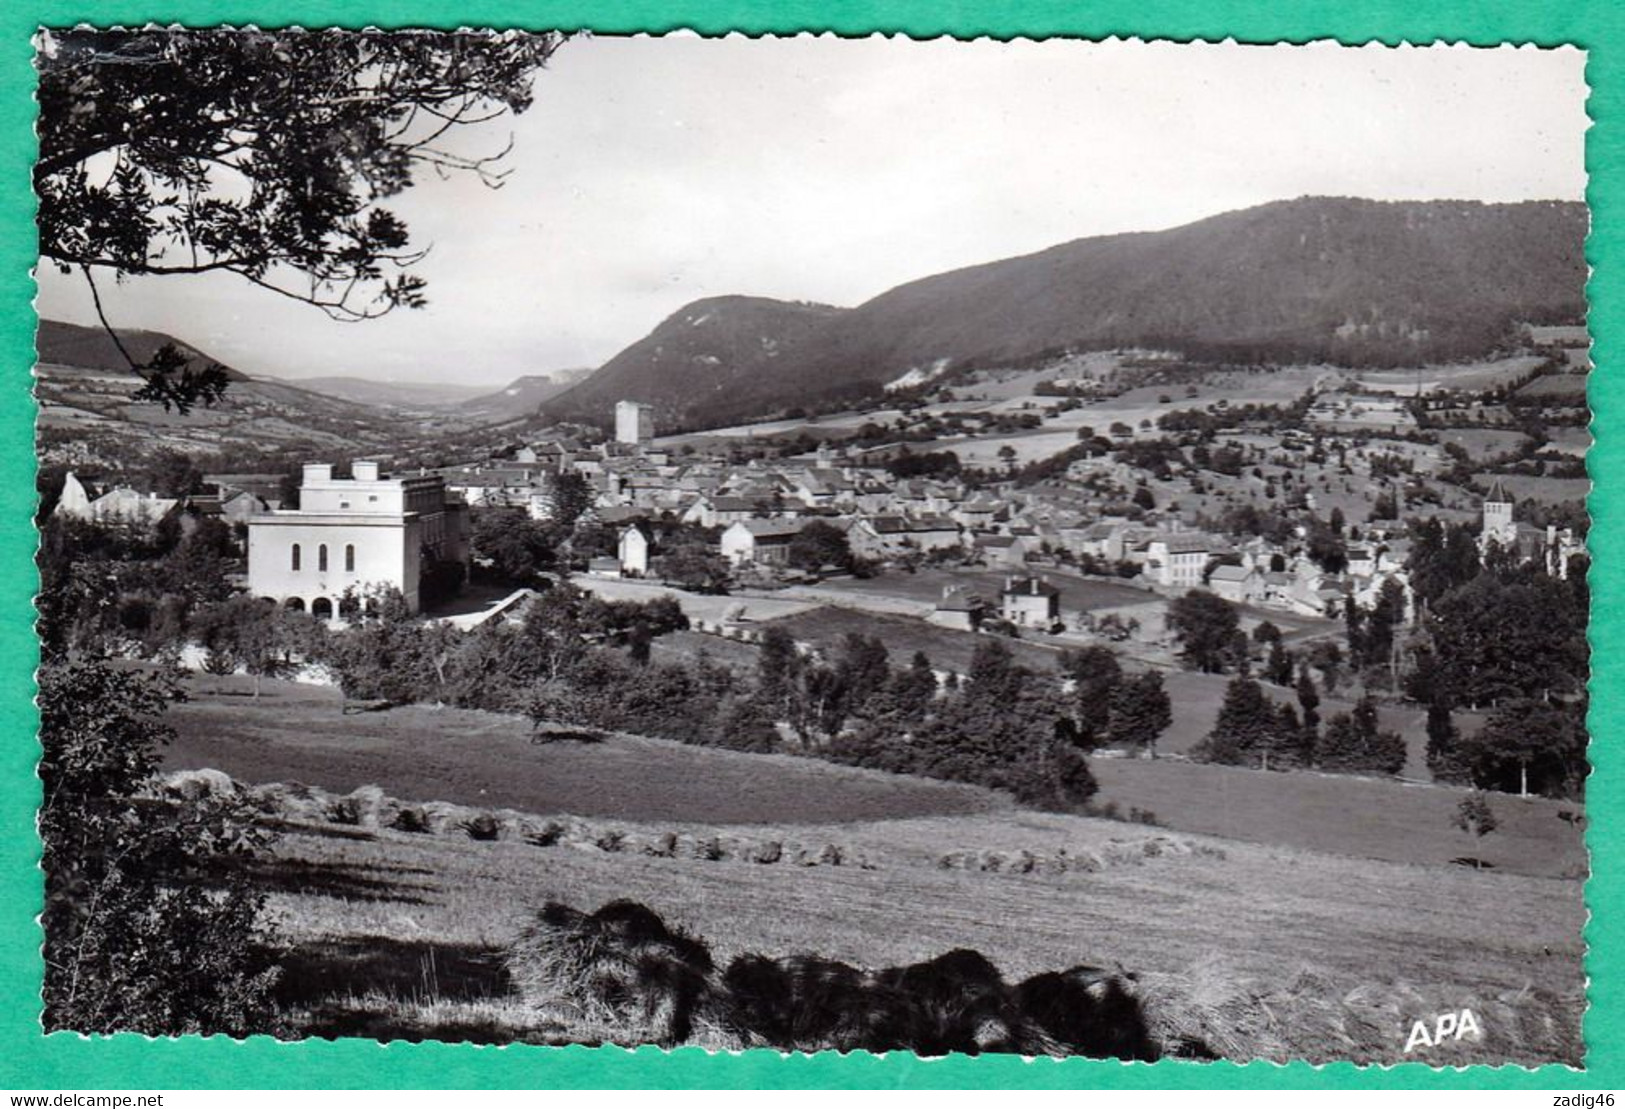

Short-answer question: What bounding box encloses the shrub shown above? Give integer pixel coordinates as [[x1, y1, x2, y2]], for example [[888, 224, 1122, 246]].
[[39, 660, 284, 1036]]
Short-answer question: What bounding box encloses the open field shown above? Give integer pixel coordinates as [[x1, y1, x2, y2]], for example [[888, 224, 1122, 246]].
[[161, 665, 1585, 1061], [569, 573, 820, 624], [258, 784, 1583, 1062], [1352, 357, 1545, 395], [826, 567, 1160, 615], [647, 628, 765, 670], [766, 606, 1066, 673], [166, 675, 999, 825], [1518, 374, 1589, 403], [1435, 428, 1530, 462], [168, 671, 1564, 877], [1471, 472, 1591, 505], [1546, 425, 1594, 456], [1088, 758, 1581, 879]]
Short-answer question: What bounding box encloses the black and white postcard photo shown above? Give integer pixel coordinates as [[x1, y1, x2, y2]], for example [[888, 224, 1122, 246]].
[[33, 30, 1589, 1066]]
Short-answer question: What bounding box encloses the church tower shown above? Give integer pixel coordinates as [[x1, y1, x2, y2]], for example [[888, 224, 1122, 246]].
[[1481, 478, 1516, 547]]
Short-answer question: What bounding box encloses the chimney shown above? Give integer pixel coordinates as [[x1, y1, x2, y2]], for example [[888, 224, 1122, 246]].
[[352, 460, 380, 482], [303, 463, 333, 485]]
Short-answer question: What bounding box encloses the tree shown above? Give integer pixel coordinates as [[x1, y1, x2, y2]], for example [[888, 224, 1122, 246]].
[[1315, 696, 1408, 776], [758, 626, 802, 712], [787, 520, 854, 574], [38, 28, 563, 410], [1295, 665, 1321, 734], [190, 595, 315, 696], [1457, 696, 1586, 799], [1453, 792, 1499, 869], [1426, 573, 1588, 710], [1107, 671, 1173, 755], [966, 638, 1027, 707], [550, 471, 592, 531], [1058, 645, 1121, 746], [1265, 640, 1294, 687], [1425, 697, 1467, 784], [1167, 590, 1241, 673], [1194, 677, 1276, 766], [654, 541, 730, 594], [471, 509, 558, 585], [39, 660, 282, 1034]]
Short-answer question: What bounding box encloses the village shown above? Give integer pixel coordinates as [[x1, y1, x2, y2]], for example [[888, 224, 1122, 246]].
[[51, 354, 1588, 674]]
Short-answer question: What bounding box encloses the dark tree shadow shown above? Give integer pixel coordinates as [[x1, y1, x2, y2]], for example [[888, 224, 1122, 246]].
[[235, 855, 438, 904], [278, 936, 520, 1043]]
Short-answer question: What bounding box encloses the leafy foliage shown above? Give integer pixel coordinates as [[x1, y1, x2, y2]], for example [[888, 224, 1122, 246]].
[[37, 27, 562, 406], [39, 661, 283, 1035], [1167, 590, 1241, 673]]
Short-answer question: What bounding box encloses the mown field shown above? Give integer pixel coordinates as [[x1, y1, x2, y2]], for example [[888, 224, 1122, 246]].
[[255, 774, 1583, 1064], [162, 672, 1585, 1063]]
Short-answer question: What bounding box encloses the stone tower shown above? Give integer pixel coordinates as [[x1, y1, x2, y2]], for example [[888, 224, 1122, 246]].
[[1481, 478, 1516, 547]]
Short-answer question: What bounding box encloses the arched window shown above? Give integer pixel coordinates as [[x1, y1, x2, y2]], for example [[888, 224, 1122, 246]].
[[318, 544, 329, 572], [291, 543, 301, 571], [345, 544, 356, 572]]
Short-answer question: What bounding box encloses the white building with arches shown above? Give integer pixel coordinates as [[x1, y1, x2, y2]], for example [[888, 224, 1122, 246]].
[[246, 461, 469, 620]]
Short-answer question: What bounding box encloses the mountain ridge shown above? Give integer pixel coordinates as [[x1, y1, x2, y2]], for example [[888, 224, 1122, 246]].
[[543, 196, 1588, 431]]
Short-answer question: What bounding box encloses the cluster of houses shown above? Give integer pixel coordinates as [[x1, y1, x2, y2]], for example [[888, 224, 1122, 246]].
[[53, 396, 1585, 629]]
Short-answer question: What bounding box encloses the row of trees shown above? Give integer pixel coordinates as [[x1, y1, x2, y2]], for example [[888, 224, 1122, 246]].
[[1193, 676, 1407, 776]]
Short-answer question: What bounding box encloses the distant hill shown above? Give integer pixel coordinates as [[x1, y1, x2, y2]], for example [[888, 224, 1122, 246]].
[[34, 318, 453, 465], [544, 297, 848, 430], [37, 318, 253, 382], [281, 375, 493, 409], [545, 197, 1588, 430], [457, 368, 595, 422]]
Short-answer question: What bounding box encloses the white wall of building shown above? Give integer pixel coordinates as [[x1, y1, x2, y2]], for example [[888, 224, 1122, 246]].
[[248, 517, 420, 614]]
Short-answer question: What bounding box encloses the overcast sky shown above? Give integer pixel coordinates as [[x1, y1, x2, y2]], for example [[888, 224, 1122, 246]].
[[35, 35, 1588, 387]]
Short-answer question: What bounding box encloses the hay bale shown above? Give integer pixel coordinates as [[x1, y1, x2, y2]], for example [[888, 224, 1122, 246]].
[[507, 899, 715, 1046], [644, 832, 679, 858], [420, 801, 465, 835], [160, 768, 238, 802], [689, 835, 727, 862], [526, 820, 568, 847], [878, 949, 1040, 1057], [817, 844, 844, 868], [1014, 963, 1160, 1061], [392, 806, 432, 834], [462, 812, 501, 841], [749, 840, 782, 865], [723, 954, 905, 1053], [331, 784, 388, 828], [1138, 954, 1303, 1062], [248, 781, 328, 823]]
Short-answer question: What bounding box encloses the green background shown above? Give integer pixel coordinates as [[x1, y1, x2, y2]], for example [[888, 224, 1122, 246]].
[[2, 0, 1616, 1090]]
